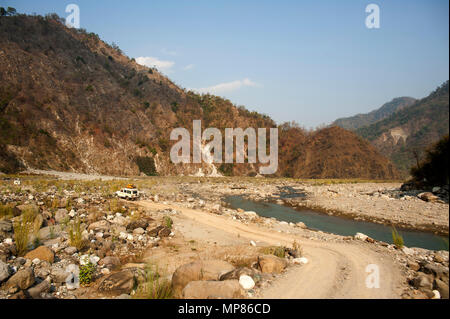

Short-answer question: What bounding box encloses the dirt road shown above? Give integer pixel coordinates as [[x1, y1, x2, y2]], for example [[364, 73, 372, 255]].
[[137, 200, 404, 299]]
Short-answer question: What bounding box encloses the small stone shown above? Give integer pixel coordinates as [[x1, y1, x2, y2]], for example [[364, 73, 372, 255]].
[[64, 247, 77, 255], [293, 257, 309, 265]]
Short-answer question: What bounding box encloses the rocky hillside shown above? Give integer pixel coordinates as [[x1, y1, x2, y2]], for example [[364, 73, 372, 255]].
[[356, 81, 449, 174], [0, 13, 399, 179], [278, 125, 399, 179], [333, 97, 417, 130]]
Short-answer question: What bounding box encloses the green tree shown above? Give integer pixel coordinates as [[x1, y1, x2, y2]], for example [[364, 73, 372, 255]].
[[410, 135, 449, 186]]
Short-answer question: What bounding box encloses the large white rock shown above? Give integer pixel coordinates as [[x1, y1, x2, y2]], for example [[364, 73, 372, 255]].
[[354, 233, 368, 241], [293, 257, 309, 265], [239, 275, 255, 290], [432, 290, 441, 299]]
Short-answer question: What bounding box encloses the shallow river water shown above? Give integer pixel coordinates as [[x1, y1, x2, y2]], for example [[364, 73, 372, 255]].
[[224, 195, 448, 251]]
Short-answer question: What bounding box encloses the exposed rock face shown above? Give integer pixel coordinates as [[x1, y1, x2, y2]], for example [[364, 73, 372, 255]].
[[182, 280, 243, 299], [171, 260, 235, 297]]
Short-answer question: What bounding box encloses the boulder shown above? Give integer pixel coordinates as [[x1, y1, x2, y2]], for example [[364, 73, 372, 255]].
[[0, 219, 13, 237], [158, 227, 171, 238], [418, 192, 440, 202], [88, 220, 111, 232], [434, 278, 449, 299], [182, 280, 243, 299], [219, 267, 258, 281], [147, 226, 164, 237], [421, 262, 448, 279], [50, 268, 71, 283], [54, 209, 68, 223], [9, 290, 29, 299], [6, 268, 35, 290], [126, 220, 149, 231], [412, 273, 433, 291], [132, 227, 145, 235], [172, 260, 235, 297], [97, 269, 138, 294], [407, 260, 420, 271], [0, 260, 10, 282], [98, 256, 121, 270], [257, 255, 287, 273], [24, 246, 55, 263], [27, 280, 51, 299], [16, 204, 39, 215]]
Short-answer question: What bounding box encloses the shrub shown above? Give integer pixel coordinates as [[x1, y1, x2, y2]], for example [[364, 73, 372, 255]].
[[68, 218, 85, 250], [391, 226, 404, 249], [164, 216, 173, 229], [13, 217, 32, 256], [133, 264, 172, 299], [135, 156, 157, 176], [79, 262, 96, 285], [410, 135, 449, 186], [0, 203, 15, 218], [259, 246, 286, 258]]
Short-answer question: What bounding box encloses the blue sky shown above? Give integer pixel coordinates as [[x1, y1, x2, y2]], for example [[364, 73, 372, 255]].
[[3, 0, 449, 128]]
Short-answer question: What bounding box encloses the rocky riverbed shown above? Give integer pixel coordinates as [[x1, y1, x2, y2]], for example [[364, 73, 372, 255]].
[[0, 175, 448, 299]]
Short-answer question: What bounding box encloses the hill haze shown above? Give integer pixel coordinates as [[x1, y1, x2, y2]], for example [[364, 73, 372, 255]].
[[333, 97, 417, 131]]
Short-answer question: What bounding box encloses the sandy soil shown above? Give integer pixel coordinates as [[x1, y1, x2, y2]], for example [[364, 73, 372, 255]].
[[137, 200, 405, 299]]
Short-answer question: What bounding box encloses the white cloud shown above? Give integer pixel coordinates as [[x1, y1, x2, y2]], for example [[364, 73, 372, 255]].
[[190, 78, 259, 94], [135, 56, 175, 73], [183, 64, 195, 71]]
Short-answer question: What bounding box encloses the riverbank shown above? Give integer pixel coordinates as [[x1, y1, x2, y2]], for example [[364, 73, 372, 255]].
[[184, 180, 449, 236]]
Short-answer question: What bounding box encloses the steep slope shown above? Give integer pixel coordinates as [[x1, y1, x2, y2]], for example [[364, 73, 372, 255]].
[[333, 97, 416, 130], [0, 13, 399, 179], [356, 81, 449, 173], [0, 14, 274, 176]]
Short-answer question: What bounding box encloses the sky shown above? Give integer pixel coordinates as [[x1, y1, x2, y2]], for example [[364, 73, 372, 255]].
[[3, 0, 449, 128]]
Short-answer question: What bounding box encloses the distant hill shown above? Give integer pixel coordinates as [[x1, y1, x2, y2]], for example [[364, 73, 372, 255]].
[[277, 125, 400, 179], [356, 81, 449, 174], [0, 13, 399, 179], [333, 97, 417, 130]]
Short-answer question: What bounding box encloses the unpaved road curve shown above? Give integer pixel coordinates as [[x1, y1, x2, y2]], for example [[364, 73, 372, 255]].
[[137, 200, 405, 299]]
